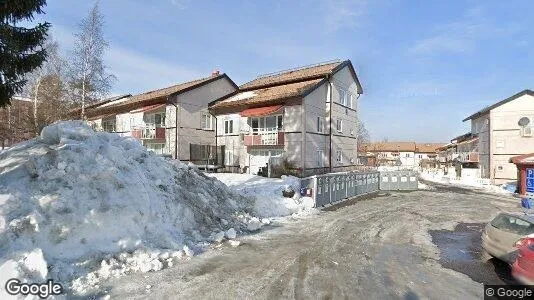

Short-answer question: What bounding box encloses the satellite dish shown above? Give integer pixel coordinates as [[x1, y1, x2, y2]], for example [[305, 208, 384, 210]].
[[518, 117, 530, 127]]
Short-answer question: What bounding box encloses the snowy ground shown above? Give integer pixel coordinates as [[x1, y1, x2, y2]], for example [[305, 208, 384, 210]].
[[0, 122, 266, 298], [206, 173, 316, 219], [419, 170, 516, 195], [104, 182, 523, 299]]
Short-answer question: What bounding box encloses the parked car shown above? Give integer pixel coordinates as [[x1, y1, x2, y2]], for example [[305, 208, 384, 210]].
[[512, 236, 534, 285], [482, 213, 534, 264]]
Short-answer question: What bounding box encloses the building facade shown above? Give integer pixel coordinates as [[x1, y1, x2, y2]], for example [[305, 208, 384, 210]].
[[463, 90, 534, 184], [362, 142, 444, 168], [209, 60, 363, 176], [85, 73, 237, 164]]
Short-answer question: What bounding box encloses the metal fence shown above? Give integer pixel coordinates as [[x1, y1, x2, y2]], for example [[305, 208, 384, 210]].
[[378, 170, 418, 191], [299, 170, 418, 208], [301, 171, 380, 207]]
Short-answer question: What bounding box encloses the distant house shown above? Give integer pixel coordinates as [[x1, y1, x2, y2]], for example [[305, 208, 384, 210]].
[[462, 89, 534, 184], [362, 142, 444, 168], [209, 60, 363, 176], [85, 72, 238, 165], [0, 96, 34, 148]]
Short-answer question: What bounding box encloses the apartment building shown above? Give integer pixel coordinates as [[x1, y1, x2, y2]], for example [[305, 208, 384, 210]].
[[209, 60, 363, 176], [462, 89, 534, 184], [362, 142, 444, 168], [85, 72, 238, 164]]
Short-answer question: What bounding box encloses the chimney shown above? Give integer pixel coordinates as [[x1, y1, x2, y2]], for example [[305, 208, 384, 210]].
[[212, 70, 220, 77]]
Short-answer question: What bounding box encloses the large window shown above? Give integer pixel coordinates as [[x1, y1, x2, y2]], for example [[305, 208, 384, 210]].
[[339, 89, 346, 106], [224, 120, 234, 134], [201, 114, 212, 130], [317, 116, 324, 133], [145, 112, 165, 127], [247, 115, 283, 133]]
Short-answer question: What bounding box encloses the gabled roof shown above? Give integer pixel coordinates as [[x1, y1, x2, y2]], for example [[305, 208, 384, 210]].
[[415, 143, 446, 153], [463, 89, 534, 122], [210, 60, 362, 113], [87, 73, 236, 118]]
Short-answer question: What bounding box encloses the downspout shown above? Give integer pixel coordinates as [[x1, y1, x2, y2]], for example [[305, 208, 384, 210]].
[[328, 76, 333, 173], [211, 112, 218, 166]]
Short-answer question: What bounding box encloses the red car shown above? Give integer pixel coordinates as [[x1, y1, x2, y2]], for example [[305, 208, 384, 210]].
[[512, 237, 534, 285]]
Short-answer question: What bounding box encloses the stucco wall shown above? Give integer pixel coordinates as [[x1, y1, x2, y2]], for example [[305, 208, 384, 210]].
[[490, 93, 534, 183]]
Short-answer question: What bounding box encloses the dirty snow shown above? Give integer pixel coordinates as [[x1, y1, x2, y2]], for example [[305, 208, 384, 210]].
[[206, 173, 316, 218], [419, 170, 514, 195], [0, 121, 257, 297]]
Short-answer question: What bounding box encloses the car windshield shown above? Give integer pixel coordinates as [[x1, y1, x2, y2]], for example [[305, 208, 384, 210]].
[[491, 214, 534, 236]]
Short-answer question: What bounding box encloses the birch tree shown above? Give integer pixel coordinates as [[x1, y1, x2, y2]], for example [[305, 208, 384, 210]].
[[69, 1, 114, 119]]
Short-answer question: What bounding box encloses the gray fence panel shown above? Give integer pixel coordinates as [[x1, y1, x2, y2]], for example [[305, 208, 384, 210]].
[[379, 170, 418, 191]]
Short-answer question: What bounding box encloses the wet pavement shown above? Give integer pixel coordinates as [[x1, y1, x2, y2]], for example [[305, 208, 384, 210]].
[[430, 222, 519, 286]]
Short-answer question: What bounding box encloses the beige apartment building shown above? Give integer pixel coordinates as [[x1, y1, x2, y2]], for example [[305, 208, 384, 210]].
[[209, 60, 363, 176], [463, 89, 534, 184]]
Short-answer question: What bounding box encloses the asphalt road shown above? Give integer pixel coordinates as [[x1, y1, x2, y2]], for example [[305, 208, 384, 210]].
[[103, 181, 522, 299]]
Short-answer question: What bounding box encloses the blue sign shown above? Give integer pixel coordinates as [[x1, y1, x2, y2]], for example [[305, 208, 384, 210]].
[[522, 198, 532, 209], [527, 168, 534, 193]]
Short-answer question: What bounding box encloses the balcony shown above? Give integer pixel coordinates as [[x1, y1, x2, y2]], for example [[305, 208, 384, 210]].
[[131, 125, 166, 140], [457, 152, 479, 163], [244, 130, 284, 146]]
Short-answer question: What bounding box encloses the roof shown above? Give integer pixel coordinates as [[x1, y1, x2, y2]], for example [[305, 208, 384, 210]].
[[510, 153, 534, 165], [210, 60, 362, 112], [415, 143, 447, 153], [87, 73, 236, 118], [363, 142, 416, 152], [463, 89, 534, 122], [363, 142, 445, 153], [210, 78, 323, 111]]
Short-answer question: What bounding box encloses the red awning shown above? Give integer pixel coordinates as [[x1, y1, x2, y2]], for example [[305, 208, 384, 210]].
[[240, 105, 283, 117], [131, 104, 165, 113]]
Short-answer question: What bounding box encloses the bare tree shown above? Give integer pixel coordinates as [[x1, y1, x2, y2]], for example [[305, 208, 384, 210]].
[[357, 119, 370, 146], [23, 39, 70, 134], [68, 1, 114, 119]]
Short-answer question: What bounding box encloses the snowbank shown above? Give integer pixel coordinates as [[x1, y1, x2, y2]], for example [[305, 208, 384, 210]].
[[207, 173, 316, 218], [419, 169, 513, 195], [0, 121, 254, 296]]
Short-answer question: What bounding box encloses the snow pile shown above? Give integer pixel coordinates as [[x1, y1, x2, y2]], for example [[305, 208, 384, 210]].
[[207, 173, 316, 218], [417, 181, 433, 190], [0, 121, 254, 296], [419, 169, 513, 195]]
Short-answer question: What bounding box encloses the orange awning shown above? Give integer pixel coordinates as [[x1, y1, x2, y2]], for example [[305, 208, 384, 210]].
[[240, 105, 283, 117]]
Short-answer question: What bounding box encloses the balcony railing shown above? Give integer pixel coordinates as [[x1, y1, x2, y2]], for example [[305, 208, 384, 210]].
[[131, 124, 166, 140], [244, 129, 284, 146], [457, 152, 479, 163]]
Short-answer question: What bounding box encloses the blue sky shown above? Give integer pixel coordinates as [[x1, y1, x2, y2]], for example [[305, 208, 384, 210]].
[[33, 0, 534, 142]]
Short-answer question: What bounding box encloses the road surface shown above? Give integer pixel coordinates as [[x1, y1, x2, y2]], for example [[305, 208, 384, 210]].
[[102, 182, 521, 299]]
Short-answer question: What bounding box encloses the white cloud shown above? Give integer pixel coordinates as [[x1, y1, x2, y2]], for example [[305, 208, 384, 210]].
[[169, 0, 190, 9], [49, 24, 204, 95], [410, 6, 518, 55], [322, 0, 368, 32]]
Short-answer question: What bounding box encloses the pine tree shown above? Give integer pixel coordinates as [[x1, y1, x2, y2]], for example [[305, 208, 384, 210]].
[[0, 0, 50, 107]]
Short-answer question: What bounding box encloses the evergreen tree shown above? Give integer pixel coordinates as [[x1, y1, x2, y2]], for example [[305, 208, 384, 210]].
[[0, 0, 50, 107]]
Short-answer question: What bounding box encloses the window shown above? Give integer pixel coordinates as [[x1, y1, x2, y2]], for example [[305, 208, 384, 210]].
[[248, 115, 283, 133], [405, 153, 410, 158], [418, 154, 423, 159], [102, 120, 116, 132], [348, 94, 353, 109], [146, 143, 165, 155], [145, 113, 165, 127], [339, 89, 346, 106], [224, 120, 234, 134], [317, 116, 324, 133], [336, 119, 343, 133], [336, 150, 342, 164], [491, 213, 534, 236], [201, 114, 212, 130], [317, 150, 324, 167]]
